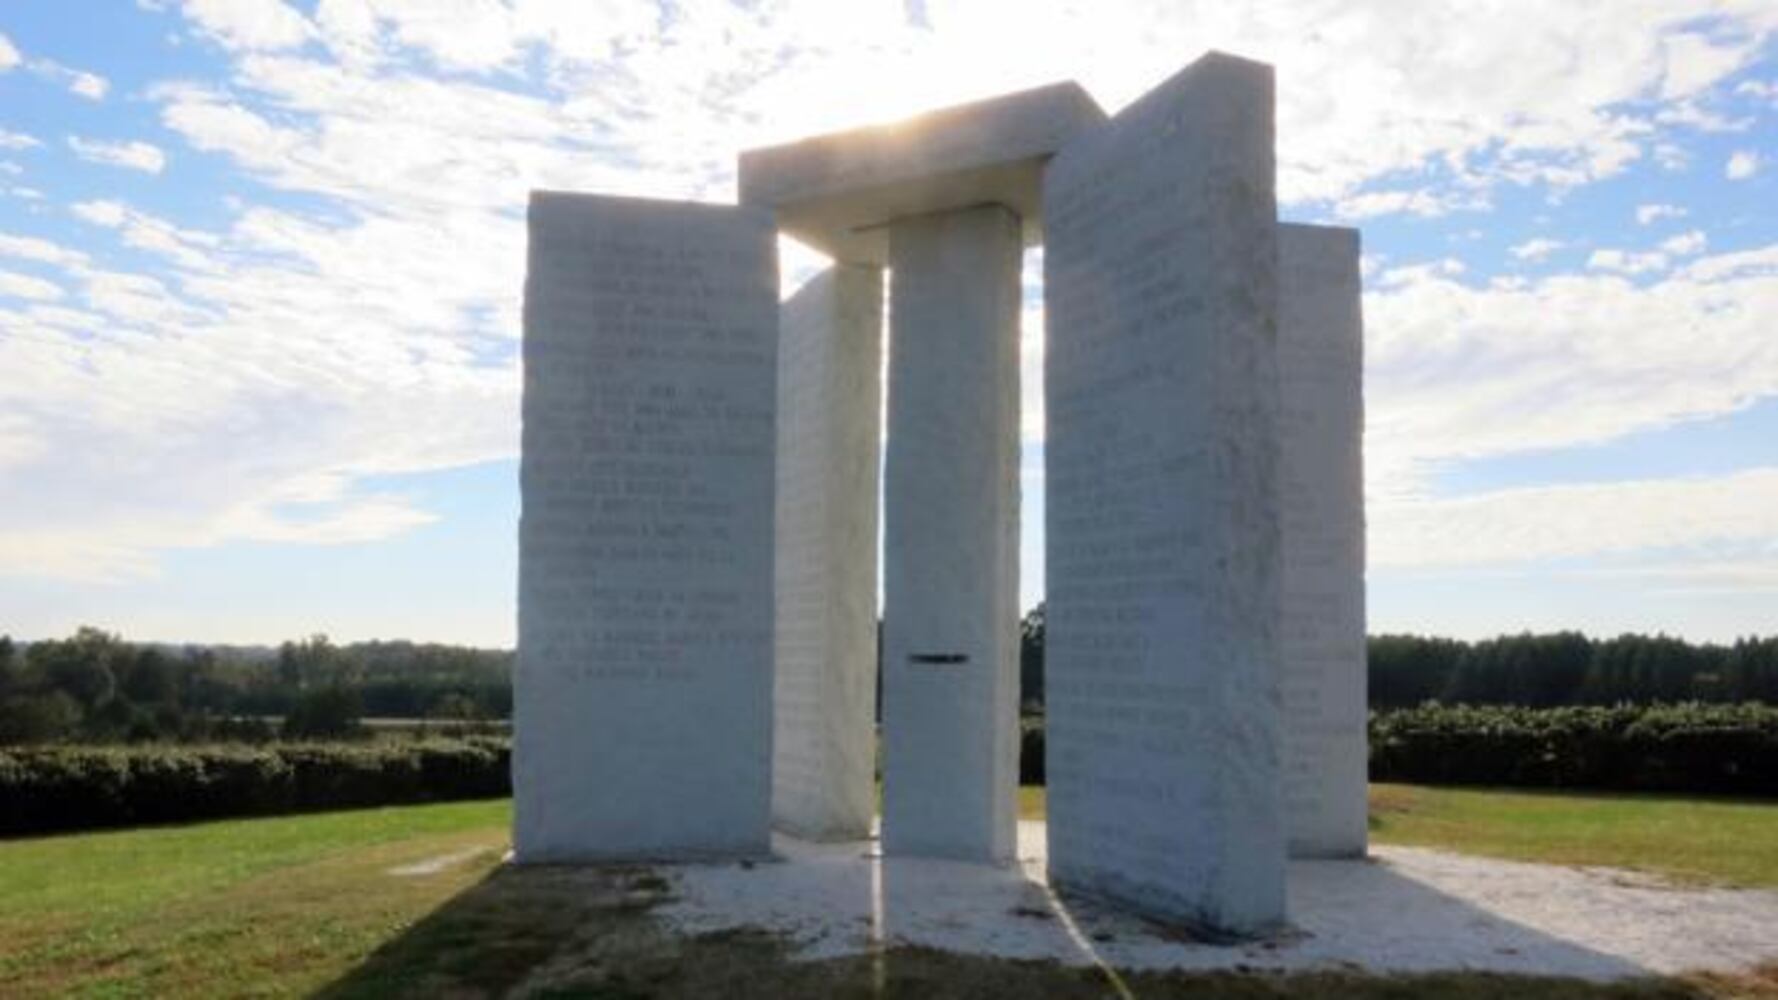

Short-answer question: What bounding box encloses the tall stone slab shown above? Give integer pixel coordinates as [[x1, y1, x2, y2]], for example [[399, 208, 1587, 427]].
[[515, 192, 777, 861], [773, 264, 884, 840], [880, 205, 1022, 863], [1279, 223, 1368, 858], [1043, 53, 1285, 933]]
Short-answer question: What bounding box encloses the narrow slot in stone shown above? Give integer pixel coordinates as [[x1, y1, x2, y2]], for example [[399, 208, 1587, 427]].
[[908, 652, 969, 665]]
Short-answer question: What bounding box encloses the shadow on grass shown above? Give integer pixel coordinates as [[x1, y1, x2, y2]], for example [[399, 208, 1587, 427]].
[[317, 854, 1738, 1000]]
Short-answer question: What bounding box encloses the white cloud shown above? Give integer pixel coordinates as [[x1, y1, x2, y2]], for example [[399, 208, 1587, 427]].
[[0, 129, 40, 150], [1335, 188, 1486, 220], [0, 185, 516, 581], [19, 55, 112, 99], [181, 0, 313, 51], [1373, 469, 1778, 568], [1726, 150, 1760, 180], [1653, 101, 1752, 132], [1635, 202, 1686, 225], [12, 0, 1778, 588], [1674, 244, 1778, 283], [354, 1, 520, 72], [0, 229, 514, 578], [0, 412, 47, 473], [68, 70, 109, 100], [1733, 79, 1778, 111], [0, 269, 65, 302], [304, 1, 673, 73], [1659, 229, 1707, 256], [1586, 248, 1668, 275], [1509, 237, 1564, 261], [1653, 142, 1690, 171], [70, 200, 128, 227], [154, 0, 1778, 215], [66, 137, 168, 174], [0, 32, 19, 71], [0, 232, 90, 268], [213, 488, 439, 547], [71, 199, 223, 271], [1659, 30, 1761, 100], [1365, 245, 1778, 500]]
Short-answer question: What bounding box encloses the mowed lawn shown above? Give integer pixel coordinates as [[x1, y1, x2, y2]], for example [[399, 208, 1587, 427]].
[[0, 800, 512, 997], [1368, 784, 1778, 888], [2, 787, 1776, 997], [1019, 784, 1778, 889]]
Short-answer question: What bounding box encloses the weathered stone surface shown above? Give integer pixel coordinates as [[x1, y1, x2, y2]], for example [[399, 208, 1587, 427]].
[[738, 83, 1105, 264], [880, 205, 1022, 863], [514, 192, 777, 861], [1279, 223, 1368, 859], [773, 264, 884, 841], [1043, 52, 1286, 933]]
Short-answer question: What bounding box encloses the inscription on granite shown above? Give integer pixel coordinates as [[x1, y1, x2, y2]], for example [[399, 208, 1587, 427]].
[[879, 205, 1023, 864], [1279, 223, 1367, 858], [1044, 53, 1286, 934], [773, 264, 883, 840], [514, 192, 777, 861]]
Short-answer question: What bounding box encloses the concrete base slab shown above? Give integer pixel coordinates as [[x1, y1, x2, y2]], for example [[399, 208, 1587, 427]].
[[655, 820, 1778, 981]]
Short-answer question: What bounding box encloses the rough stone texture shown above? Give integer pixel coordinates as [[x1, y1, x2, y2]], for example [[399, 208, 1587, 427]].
[[514, 192, 777, 861], [1278, 223, 1368, 859], [1043, 53, 1285, 933], [772, 264, 884, 841], [880, 205, 1022, 863], [738, 83, 1105, 264]]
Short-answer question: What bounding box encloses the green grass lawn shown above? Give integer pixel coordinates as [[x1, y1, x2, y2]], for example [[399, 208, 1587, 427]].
[[1367, 784, 1778, 888], [1018, 784, 1778, 888], [0, 800, 512, 997], [2, 788, 1776, 998]]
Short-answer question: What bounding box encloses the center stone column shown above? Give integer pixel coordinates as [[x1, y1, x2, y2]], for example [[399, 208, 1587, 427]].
[[880, 204, 1023, 863]]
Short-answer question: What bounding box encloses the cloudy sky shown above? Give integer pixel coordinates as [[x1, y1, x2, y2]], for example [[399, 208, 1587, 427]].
[[1, 1, 1775, 646]]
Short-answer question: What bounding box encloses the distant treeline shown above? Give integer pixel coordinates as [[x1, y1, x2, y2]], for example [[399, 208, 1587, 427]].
[[1016, 604, 1777, 710], [7, 617, 1776, 746], [1367, 631, 1778, 708], [0, 628, 510, 745]]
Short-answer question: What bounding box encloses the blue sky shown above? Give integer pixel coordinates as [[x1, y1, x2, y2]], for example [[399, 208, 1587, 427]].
[[1, 1, 1775, 646]]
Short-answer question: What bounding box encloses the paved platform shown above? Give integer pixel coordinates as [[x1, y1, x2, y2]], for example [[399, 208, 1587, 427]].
[[656, 820, 1778, 981]]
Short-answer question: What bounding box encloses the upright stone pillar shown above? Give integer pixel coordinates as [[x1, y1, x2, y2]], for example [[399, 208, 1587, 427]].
[[1044, 53, 1285, 933], [880, 205, 1022, 863], [514, 192, 778, 861], [1279, 223, 1368, 858], [773, 264, 885, 840]]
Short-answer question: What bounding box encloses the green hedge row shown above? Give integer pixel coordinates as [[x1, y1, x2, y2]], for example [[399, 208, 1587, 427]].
[[1368, 702, 1778, 794], [13, 703, 1772, 838], [0, 737, 510, 837], [1018, 702, 1778, 795]]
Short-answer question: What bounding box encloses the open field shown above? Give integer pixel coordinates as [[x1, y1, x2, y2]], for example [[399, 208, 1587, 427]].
[[0, 799, 508, 997], [1369, 784, 1778, 888], [2, 790, 1775, 997], [1019, 784, 1778, 889]]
